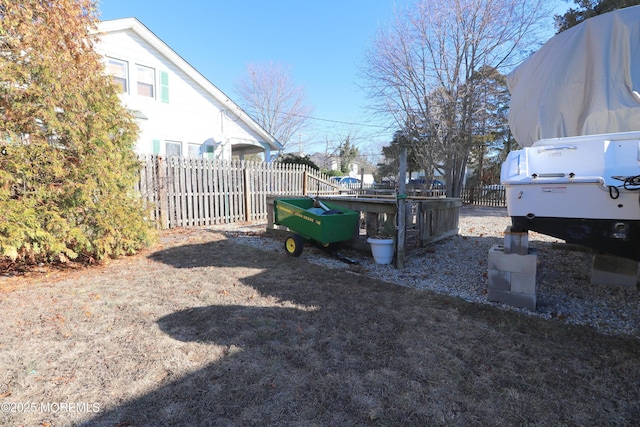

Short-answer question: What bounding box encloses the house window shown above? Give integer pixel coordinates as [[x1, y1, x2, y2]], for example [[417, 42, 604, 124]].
[[165, 141, 181, 156], [137, 65, 155, 98], [187, 143, 201, 158], [107, 58, 128, 93]]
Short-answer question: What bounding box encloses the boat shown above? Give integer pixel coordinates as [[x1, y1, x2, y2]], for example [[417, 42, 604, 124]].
[[500, 6, 640, 261]]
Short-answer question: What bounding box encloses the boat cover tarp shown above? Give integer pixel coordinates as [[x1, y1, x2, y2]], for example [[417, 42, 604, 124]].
[[507, 6, 640, 147]]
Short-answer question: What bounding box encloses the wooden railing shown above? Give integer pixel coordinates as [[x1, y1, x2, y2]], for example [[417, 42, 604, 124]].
[[265, 194, 462, 268]]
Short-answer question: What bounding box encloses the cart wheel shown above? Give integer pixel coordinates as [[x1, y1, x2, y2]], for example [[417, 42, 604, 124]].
[[322, 242, 340, 251], [284, 233, 305, 257]]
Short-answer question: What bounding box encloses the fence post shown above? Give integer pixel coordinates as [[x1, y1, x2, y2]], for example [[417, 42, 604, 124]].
[[157, 156, 169, 229], [397, 146, 408, 268], [243, 163, 251, 221], [303, 169, 308, 195]]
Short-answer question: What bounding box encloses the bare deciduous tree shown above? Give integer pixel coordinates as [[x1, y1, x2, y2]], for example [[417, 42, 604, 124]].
[[235, 62, 313, 150], [362, 0, 550, 197]]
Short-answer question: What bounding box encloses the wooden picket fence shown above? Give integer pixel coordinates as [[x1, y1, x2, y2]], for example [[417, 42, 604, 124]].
[[135, 155, 503, 230], [460, 186, 506, 207], [136, 155, 349, 229]]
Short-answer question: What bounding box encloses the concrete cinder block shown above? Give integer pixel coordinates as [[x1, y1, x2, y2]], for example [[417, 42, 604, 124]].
[[503, 226, 529, 255], [488, 245, 537, 275], [591, 254, 639, 288], [488, 270, 536, 294], [487, 288, 537, 311], [488, 269, 511, 291], [487, 244, 537, 311], [510, 272, 536, 295]]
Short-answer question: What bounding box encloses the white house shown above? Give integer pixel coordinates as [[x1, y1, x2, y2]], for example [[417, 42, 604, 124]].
[[308, 152, 376, 184], [95, 18, 282, 161]]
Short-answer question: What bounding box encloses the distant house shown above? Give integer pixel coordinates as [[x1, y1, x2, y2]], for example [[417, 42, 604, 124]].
[[308, 152, 340, 172], [308, 152, 376, 185], [96, 18, 282, 161]]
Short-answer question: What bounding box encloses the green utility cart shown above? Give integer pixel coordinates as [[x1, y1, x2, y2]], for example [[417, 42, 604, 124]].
[[273, 197, 360, 257]]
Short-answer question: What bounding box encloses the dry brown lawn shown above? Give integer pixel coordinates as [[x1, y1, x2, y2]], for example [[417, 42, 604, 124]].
[[0, 227, 639, 426]]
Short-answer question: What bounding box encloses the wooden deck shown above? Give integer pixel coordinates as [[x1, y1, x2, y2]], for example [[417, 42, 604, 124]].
[[266, 195, 462, 268]]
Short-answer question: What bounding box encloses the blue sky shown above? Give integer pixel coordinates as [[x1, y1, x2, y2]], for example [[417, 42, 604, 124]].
[[97, 0, 567, 156]]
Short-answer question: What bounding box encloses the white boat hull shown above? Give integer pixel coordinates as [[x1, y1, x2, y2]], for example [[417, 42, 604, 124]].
[[501, 132, 640, 260]]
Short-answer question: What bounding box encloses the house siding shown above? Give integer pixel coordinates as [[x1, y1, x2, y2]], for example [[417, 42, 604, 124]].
[[96, 20, 279, 160]]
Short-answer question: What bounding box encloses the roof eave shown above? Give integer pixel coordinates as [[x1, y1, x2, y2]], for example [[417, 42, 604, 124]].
[[97, 18, 284, 151]]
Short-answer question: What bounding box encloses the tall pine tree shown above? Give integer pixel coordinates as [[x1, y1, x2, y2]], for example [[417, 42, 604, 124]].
[[556, 0, 640, 32], [0, 0, 156, 264]]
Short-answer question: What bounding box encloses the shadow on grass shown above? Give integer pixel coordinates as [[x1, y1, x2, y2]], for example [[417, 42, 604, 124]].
[[80, 237, 640, 426]]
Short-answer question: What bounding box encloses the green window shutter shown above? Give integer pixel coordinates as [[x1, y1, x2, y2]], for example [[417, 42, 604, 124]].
[[152, 139, 161, 154], [160, 71, 169, 103]]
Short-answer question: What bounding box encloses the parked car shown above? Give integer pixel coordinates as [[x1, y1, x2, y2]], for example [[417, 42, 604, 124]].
[[331, 176, 362, 187], [408, 178, 445, 189], [375, 179, 396, 189]]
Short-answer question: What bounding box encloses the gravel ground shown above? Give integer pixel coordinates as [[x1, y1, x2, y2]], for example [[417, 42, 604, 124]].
[[217, 205, 639, 339]]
